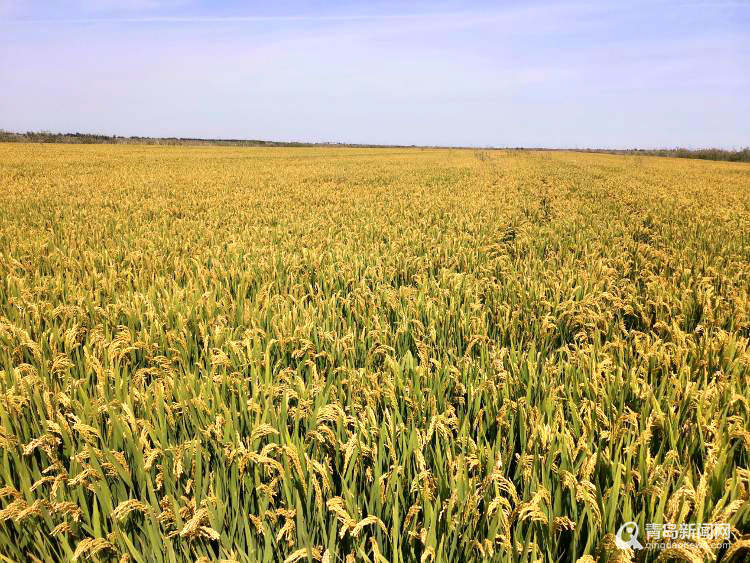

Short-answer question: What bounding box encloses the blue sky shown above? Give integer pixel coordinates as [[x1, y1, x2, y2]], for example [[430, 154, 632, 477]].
[[1, 1, 748, 148]]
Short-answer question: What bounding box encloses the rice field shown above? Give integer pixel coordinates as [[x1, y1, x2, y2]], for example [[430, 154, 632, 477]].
[[0, 143, 749, 562]]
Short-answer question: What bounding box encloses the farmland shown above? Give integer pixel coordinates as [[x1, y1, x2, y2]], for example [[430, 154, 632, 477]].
[[0, 143, 749, 561]]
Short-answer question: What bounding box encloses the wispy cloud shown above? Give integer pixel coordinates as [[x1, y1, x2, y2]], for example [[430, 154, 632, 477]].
[[3, 10, 488, 25], [75, 0, 191, 10], [0, 0, 21, 17]]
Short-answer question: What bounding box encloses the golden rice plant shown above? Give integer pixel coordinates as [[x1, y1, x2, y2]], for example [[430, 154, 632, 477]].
[[0, 143, 748, 561]]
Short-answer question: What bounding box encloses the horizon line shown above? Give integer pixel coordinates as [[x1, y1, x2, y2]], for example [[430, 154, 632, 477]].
[[1, 130, 747, 153]]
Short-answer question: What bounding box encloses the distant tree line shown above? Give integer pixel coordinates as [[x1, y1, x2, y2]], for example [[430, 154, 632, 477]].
[[1, 130, 748, 162], [0, 130, 416, 149], [0, 130, 324, 147], [580, 147, 750, 163]]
